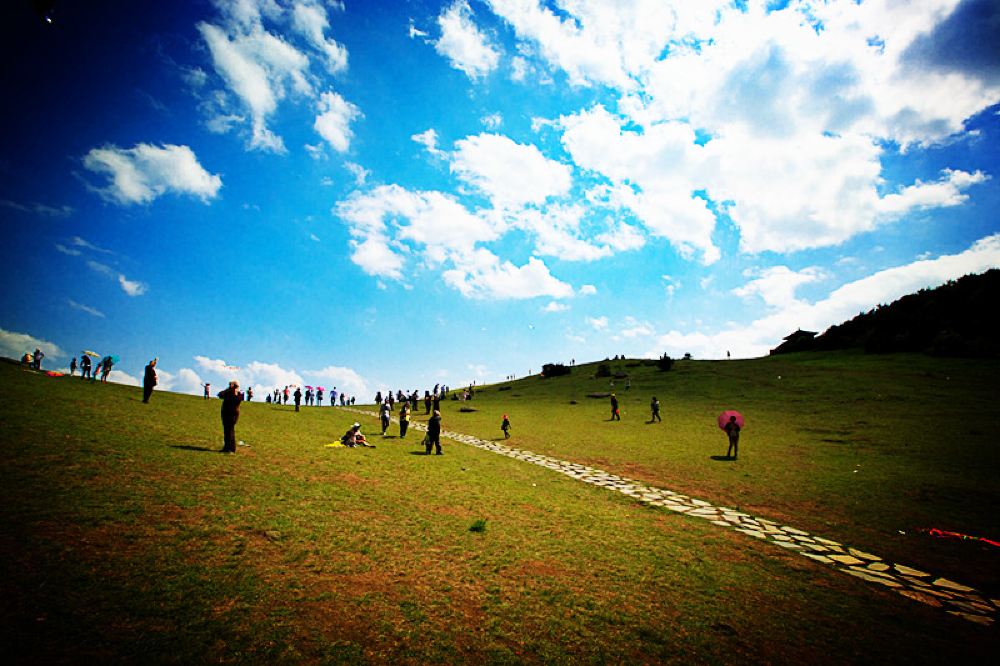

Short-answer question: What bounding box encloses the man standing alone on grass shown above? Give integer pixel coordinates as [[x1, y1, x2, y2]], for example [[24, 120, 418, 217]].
[[610, 394, 621, 421], [650, 397, 661, 423], [294, 387, 302, 412], [426, 409, 442, 455], [142, 358, 157, 403], [219, 381, 242, 454]]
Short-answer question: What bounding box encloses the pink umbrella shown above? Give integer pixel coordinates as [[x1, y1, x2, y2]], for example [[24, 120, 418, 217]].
[[718, 410, 745, 431], [316, 386, 325, 391], [304, 385, 313, 390]]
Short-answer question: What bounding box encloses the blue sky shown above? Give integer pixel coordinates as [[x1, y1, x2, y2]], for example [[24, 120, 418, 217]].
[[2, 0, 999, 399]]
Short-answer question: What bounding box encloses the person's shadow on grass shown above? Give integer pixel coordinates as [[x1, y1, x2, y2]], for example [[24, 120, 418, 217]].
[[170, 444, 215, 452], [710, 455, 736, 462]]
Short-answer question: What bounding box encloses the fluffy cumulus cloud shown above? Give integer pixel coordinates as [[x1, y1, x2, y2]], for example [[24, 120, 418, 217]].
[[336, 184, 578, 299], [83, 143, 222, 205], [0, 327, 64, 360], [435, 0, 501, 80], [479, 0, 1000, 256], [154, 366, 205, 396], [652, 233, 1000, 359], [314, 90, 362, 152], [451, 133, 572, 208], [197, 0, 356, 153]]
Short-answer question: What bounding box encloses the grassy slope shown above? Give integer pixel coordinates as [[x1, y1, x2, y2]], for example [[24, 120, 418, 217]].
[[0, 354, 996, 664]]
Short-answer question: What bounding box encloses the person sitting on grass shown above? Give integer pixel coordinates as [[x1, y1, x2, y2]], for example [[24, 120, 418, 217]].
[[725, 415, 741, 460], [341, 423, 373, 448]]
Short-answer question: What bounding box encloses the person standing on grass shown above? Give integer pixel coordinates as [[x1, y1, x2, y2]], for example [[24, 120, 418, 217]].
[[142, 358, 158, 403], [33, 348, 44, 370], [399, 401, 410, 438], [203, 383, 211, 400], [610, 393, 621, 421], [218, 380, 242, 454], [501, 414, 511, 439], [380, 400, 391, 435], [70, 357, 77, 376], [293, 387, 302, 412], [283, 386, 290, 405], [426, 410, 443, 455], [100, 356, 113, 383], [80, 355, 91, 380], [650, 397, 661, 423], [725, 415, 741, 460], [247, 386, 253, 402]]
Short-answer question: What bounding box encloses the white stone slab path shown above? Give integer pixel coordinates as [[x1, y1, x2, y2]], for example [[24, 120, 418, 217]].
[[341, 407, 997, 626]]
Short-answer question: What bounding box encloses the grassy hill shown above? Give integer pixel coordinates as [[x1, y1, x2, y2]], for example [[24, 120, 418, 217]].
[[1, 353, 998, 663]]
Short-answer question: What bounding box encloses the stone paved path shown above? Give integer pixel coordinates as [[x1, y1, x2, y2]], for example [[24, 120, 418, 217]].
[[341, 407, 997, 626]]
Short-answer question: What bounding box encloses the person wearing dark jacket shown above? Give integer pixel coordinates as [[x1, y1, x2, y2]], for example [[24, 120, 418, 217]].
[[294, 387, 302, 411], [426, 410, 442, 455], [142, 358, 158, 403], [610, 393, 620, 421], [219, 381, 243, 453]]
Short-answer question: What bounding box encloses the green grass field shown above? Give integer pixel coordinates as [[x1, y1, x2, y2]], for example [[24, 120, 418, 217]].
[[1, 353, 997, 663]]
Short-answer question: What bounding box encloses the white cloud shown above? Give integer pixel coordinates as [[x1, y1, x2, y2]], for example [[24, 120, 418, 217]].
[[579, 284, 597, 296], [67, 299, 105, 318], [291, 0, 348, 74], [344, 162, 369, 185], [485, 2, 1000, 257], [733, 266, 826, 310], [303, 364, 369, 399], [652, 232, 1000, 359], [876, 169, 989, 216], [197, 13, 313, 152], [0, 327, 64, 360], [55, 244, 81, 257], [107, 370, 141, 387], [443, 252, 574, 300], [87, 261, 148, 297], [543, 301, 570, 312], [451, 133, 572, 208], [118, 275, 148, 297], [336, 184, 499, 280], [408, 19, 429, 39], [154, 366, 205, 395], [435, 1, 501, 80], [481, 112, 503, 129], [314, 90, 361, 153], [586, 315, 608, 331], [83, 143, 222, 205], [412, 128, 445, 158]]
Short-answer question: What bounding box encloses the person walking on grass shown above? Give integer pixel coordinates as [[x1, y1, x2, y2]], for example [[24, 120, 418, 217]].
[[218, 381, 242, 454], [650, 397, 661, 423], [142, 358, 158, 403], [399, 401, 410, 438], [725, 415, 741, 460], [610, 393, 621, 421], [293, 387, 302, 412], [501, 414, 511, 439], [426, 409, 442, 455]]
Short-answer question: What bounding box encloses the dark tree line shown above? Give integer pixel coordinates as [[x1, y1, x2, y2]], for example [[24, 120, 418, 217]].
[[771, 269, 1000, 358]]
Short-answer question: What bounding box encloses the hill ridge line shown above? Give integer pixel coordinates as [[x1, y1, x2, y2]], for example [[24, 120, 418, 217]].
[[341, 406, 997, 627]]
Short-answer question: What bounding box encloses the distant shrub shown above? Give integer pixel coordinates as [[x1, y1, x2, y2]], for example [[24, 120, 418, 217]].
[[498, 386, 512, 391], [542, 363, 571, 377], [469, 519, 487, 533], [595, 363, 611, 378], [656, 354, 674, 372], [683, 353, 692, 360]]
